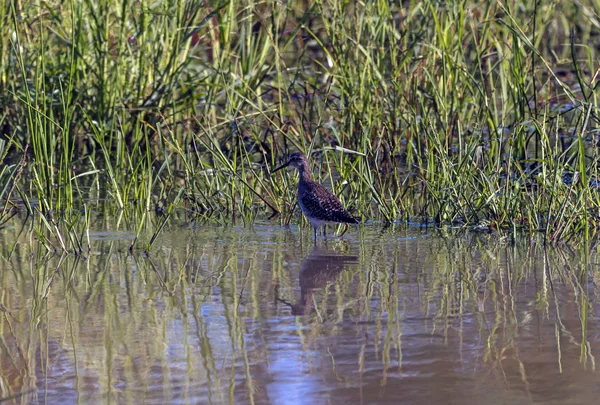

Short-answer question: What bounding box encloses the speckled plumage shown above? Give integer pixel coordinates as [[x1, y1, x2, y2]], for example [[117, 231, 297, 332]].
[[273, 152, 359, 240], [297, 180, 358, 225]]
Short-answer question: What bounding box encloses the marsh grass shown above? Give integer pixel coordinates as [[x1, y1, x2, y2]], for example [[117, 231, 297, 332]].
[[1, 0, 600, 245]]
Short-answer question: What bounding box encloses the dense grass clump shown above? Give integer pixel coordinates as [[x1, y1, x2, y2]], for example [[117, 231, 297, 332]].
[[1, 0, 600, 247]]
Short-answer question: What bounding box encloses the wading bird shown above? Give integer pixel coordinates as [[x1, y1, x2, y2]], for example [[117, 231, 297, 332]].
[[273, 152, 359, 241]]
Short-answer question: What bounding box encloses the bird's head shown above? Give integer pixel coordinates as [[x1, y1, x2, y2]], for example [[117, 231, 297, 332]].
[[273, 152, 308, 173]]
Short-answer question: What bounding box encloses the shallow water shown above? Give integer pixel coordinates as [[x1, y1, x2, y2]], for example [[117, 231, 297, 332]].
[[1, 220, 600, 404]]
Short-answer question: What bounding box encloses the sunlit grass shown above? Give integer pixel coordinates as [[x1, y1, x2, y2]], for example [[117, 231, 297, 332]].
[[1, 0, 599, 244]]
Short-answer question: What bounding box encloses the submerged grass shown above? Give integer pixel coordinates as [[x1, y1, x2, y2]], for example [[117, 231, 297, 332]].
[[1, 0, 600, 244]]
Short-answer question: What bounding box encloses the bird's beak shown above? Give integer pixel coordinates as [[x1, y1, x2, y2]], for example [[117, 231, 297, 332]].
[[272, 160, 291, 173]]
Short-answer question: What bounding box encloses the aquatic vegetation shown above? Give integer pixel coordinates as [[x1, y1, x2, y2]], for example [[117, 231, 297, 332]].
[[1, 0, 600, 244]]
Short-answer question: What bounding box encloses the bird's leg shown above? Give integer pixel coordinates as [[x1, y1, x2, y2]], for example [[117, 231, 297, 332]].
[[313, 225, 317, 244]]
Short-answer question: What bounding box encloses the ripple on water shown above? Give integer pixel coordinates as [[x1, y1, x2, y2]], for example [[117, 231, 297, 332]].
[[3, 222, 600, 404]]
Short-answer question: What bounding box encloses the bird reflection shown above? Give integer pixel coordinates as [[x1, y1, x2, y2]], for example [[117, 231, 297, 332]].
[[281, 246, 359, 316]]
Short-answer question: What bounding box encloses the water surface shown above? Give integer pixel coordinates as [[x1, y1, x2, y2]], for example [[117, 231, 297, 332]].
[[1, 220, 599, 404]]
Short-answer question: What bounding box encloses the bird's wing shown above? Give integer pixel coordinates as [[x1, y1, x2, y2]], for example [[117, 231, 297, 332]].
[[299, 184, 358, 223]]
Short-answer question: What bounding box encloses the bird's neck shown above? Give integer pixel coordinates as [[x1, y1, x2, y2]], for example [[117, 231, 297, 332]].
[[298, 165, 313, 184]]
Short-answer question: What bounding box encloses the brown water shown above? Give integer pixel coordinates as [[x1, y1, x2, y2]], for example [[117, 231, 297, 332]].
[[1, 220, 600, 404]]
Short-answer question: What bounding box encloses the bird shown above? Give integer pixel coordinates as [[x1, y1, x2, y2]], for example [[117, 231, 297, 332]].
[[272, 152, 359, 241]]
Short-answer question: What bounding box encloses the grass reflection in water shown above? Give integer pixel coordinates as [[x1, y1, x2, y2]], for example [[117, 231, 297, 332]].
[[0, 223, 598, 404]]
